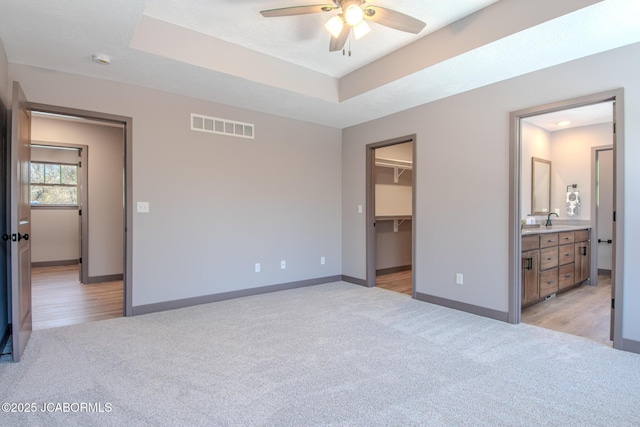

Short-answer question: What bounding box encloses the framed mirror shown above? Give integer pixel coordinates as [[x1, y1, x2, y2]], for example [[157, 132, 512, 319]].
[[532, 157, 551, 215]]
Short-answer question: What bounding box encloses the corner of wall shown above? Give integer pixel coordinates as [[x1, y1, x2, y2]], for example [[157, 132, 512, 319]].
[[0, 37, 9, 106]]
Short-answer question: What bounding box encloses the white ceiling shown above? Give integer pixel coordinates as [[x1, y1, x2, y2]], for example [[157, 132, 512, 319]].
[[522, 102, 614, 133], [0, 0, 639, 129]]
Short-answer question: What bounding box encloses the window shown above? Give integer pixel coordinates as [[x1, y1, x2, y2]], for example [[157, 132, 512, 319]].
[[30, 161, 78, 206]]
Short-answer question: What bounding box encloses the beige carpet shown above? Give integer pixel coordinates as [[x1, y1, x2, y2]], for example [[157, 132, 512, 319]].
[[1, 282, 639, 426]]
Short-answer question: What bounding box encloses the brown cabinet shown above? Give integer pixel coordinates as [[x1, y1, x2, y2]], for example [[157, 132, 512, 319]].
[[522, 249, 540, 305], [574, 233, 591, 283], [521, 227, 590, 307], [559, 264, 575, 291]]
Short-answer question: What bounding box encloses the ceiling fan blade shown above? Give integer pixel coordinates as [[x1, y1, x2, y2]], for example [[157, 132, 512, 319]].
[[329, 22, 350, 52], [363, 6, 426, 34], [260, 4, 336, 18]]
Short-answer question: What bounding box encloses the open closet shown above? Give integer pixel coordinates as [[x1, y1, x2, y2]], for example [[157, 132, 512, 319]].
[[374, 142, 413, 295]]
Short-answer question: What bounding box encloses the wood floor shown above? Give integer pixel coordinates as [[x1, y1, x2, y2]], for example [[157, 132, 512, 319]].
[[32, 265, 123, 330], [377, 269, 611, 345], [522, 275, 612, 345], [376, 270, 412, 295]]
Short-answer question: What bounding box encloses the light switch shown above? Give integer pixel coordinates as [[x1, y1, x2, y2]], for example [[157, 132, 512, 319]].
[[358, 205, 363, 214], [137, 202, 150, 213]]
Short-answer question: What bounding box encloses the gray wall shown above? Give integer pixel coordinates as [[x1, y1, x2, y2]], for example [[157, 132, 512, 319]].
[[342, 42, 640, 343], [9, 63, 343, 307], [521, 122, 612, 220], [31, 117, 124, 278], [0, 38, 8, 105], [30, 146, 81, 264], [550, 122, 612, 220]]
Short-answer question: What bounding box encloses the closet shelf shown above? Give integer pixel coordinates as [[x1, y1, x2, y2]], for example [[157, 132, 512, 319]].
[[375, 215, 412, 232], [375, 157, 412, 183]]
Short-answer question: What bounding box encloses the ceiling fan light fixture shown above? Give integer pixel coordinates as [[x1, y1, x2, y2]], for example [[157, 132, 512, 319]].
[[344, 4, 364, 26], [353, 20, 370, 40], [325, 15, 344, 38]]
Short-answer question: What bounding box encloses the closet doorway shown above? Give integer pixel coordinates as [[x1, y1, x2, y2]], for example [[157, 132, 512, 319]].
[[366, 136, 416, 297]]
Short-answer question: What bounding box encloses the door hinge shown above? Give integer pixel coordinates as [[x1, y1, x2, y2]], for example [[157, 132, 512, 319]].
[[79, 209, 82, 216], [79, 257, 82, 264], [611, 298, 615, 310], [613, 211, 616, 222], [78, 161, 82, 167]]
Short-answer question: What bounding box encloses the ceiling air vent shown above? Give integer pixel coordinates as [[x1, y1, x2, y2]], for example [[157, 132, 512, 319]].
[[191, 113, 254, 139]]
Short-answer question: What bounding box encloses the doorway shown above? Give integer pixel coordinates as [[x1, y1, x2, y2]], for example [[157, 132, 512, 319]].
[[509, 90, 624, 349], [5, 85, 133, 361], [366, 135, 416, 297], [28, 112, 126, 330]]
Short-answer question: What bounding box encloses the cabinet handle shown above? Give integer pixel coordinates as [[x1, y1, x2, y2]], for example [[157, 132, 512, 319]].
[[581, 247, 587, 256], [524, 257, 533, 270], [547, 281, 555, 285], [547, 257, 554, 261], [565, 274, 572, 278]]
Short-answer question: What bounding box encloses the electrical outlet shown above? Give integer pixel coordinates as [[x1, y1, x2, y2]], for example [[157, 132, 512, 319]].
[[321, 256, 325, 265], [456, 273, 464, 285], [255, 263, 260, 273], [358, 205, 363, 214], [136, 201, 150, 213], [281, 260, 286, 269]]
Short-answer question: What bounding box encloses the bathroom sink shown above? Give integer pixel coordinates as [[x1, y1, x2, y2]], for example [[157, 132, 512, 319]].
[[522, 224, 590, 234]]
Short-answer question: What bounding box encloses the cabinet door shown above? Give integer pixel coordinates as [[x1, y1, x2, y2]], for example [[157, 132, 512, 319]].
[[540, 233, 559, 248], [558, 244, 575, 266], [575, 241, 590, 283], [540, 247, 559, 271], [522, 250, 539, 305], [540, 268, 559, 297], [559, 264, 575, 291]]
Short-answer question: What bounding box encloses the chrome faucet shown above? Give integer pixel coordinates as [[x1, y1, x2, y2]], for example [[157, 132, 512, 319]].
[[546, 212, 559, 226]]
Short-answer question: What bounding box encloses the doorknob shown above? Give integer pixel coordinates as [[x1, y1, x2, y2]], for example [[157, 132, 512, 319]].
[[3, 233, 29, 241]]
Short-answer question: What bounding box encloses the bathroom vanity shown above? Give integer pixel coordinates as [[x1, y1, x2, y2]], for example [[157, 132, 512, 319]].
[[521, 226, 591, 307]]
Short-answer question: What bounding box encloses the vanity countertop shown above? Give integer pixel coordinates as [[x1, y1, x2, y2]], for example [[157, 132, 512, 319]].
[[521, 225, 591, 235]]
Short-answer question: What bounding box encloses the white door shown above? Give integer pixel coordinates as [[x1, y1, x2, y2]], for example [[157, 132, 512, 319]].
[[10, 82, 32, 362]]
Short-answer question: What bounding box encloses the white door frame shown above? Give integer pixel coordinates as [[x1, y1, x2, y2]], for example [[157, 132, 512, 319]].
[[508, 89, 624, 350]]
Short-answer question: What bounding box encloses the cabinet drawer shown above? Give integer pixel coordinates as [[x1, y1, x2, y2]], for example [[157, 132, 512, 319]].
[[575, 229, 589, 242], [540, 268, 559, 297], [540, 233, 559, 248], [558, 244, 575, 265], [522, 235, 540, 251], [540, 247, 559, 270], [559, 264, 575, 290], [559, 232, 575, 245]]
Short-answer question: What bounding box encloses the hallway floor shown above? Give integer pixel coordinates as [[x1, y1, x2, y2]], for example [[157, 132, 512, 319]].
[[32, 265, 123, 330]]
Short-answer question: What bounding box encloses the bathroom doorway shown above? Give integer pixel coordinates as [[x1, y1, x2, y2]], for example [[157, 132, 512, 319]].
[[366, 136, 416, 297], [509, 90, 624, 349]]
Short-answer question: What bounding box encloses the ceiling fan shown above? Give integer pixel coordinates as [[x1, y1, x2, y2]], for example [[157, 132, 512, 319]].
[[260, 0, 426, 52]]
